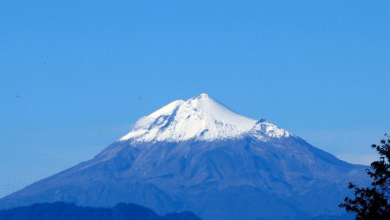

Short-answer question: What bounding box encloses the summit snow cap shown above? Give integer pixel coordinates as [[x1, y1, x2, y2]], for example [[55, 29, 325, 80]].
[[119, 93, 291, 143]]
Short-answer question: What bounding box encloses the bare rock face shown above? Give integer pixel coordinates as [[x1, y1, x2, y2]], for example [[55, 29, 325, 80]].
[[0, 94, 370, 220]]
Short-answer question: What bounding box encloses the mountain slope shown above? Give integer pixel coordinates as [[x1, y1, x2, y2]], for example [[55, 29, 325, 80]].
[[0, 94, 372, 220]]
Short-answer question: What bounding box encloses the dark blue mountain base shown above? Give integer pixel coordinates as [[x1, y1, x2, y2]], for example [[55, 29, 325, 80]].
[[306, 213, 356, 220], [0, 201, 202, 220], [0, 137, 372, 220]]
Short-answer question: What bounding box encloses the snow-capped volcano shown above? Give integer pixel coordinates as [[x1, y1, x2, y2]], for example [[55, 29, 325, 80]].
[[120, 93, 291, 143], [0, 93, 372, 220]]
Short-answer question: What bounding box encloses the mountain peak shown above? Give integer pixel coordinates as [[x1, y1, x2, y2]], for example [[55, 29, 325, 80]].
[[198, 93, 209, 98], [119, 94, 291, 143]]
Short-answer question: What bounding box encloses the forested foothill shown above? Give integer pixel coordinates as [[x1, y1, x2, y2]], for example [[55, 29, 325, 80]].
[[0, 201, 202, 220]]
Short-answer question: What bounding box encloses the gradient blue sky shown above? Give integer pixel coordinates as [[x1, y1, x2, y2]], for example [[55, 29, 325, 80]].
[[1, 0, 389, 199]]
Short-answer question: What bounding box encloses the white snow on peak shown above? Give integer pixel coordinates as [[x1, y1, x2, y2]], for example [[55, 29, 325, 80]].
[[248, 119, 291, 141], [119, 93, 291, 143]]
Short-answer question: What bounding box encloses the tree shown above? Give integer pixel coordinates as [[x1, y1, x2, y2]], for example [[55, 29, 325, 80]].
[[339, 133, 390, 219]]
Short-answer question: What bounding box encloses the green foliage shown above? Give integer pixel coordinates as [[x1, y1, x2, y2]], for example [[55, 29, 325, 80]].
[[339, 134, 390, 219]]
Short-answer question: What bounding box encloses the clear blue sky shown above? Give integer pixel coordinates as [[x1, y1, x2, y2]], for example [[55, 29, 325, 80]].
[[1, 0, 389, 199]]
